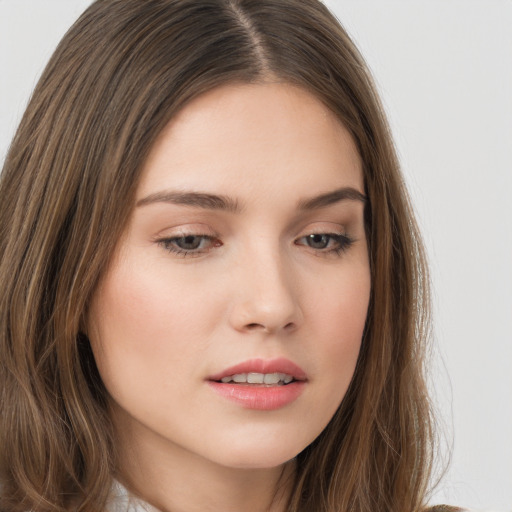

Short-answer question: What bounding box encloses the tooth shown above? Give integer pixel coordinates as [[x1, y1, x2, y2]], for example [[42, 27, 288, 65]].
[[222, 372, 295, 385], [247, 373, 264, 384], [263, 373, 280, 384]]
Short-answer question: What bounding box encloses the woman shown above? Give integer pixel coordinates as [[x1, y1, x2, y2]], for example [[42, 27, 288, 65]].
[[0, 0, 456, 511]]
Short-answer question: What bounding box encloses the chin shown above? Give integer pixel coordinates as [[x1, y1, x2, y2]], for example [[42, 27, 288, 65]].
[[204, 431, 312, 470]]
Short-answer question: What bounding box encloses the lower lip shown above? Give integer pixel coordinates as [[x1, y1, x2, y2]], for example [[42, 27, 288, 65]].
[[207, 381, 306, 410]]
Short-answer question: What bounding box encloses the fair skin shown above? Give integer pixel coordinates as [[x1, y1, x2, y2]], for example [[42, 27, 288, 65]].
[[88, 82, 371, 512]]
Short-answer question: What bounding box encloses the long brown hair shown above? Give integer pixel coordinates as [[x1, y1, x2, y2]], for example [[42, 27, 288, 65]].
[[0, 1, 435, 510]]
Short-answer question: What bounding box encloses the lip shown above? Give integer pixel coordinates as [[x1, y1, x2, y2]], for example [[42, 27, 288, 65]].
[[208, 358, 307, 382], [207, 358, 307, 411]]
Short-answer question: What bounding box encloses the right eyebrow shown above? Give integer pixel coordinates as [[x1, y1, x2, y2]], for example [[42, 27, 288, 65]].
[[136, 190, 242, 213]]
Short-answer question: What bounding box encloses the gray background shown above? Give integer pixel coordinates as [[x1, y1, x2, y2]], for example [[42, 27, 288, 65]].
[[1, 1, 511, 510]]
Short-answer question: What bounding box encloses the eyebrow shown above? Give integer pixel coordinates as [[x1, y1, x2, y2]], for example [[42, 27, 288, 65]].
[[136, 191, 242, 213], [136, 186, 366, 212], [297, 187, 366, 210]]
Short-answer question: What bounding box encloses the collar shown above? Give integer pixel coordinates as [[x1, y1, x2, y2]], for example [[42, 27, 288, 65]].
[[108, 481, 162, 512]]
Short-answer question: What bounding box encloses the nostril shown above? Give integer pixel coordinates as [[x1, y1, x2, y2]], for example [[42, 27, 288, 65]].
[[244, 321, 296, 333], [246, 323, 263, 330]]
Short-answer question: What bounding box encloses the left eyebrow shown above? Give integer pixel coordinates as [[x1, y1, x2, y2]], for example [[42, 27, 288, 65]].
[[297, 187, 367, 210]]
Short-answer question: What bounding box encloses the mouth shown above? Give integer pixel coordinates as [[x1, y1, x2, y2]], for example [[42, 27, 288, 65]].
[[208, 357, 307, 385], [207, 358, 307, 410]]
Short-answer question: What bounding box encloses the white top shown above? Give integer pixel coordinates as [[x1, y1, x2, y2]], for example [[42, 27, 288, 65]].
[[108, 482, 476, 512], [108, 482, 161, 512]]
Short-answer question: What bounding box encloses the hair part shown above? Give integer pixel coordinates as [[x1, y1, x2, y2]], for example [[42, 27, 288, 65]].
[[0, 1, 435, 511]]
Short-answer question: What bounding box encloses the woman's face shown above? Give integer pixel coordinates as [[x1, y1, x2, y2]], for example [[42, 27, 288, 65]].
[[88, 82, 370, 470]]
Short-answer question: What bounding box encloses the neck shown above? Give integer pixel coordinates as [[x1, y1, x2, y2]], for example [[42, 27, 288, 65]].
[[113, 410, 295, 512]]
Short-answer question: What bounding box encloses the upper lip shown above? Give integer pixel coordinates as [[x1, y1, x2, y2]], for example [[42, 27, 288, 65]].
[[208, 358, 307, 382]]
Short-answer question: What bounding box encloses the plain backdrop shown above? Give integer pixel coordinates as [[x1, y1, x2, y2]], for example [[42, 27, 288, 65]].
[[1, 1, 511, 511]]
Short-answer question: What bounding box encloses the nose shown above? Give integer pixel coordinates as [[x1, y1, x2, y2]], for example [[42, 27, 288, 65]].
[[228, 245, 303, 335]]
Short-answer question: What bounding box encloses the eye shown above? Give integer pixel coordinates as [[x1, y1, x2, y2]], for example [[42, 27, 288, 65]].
[[174, 235, 208, 251], [295, 233, 354, 255], [157, 234, 221, 257]]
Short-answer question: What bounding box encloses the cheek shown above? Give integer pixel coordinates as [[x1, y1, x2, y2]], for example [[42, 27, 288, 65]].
[[90, 255, 219, 347], [309, 257, 370, 340], [87, 257, 214, 396], [306, 264, 370, 408]]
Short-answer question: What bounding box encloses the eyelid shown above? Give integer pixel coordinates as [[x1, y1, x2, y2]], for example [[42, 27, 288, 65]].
[[156, 234, 221, 258], [293, 220, 355, 256], [153, 222, 356, 258], [295, 232, 354, 252], [152, 223, 221, 257], [152, 222, 217, 239]]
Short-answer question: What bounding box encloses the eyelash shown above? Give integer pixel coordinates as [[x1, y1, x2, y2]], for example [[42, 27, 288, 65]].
[[156, 232, 354, 258], [157, 234, 220, 258], [295, 233, 354, 256]]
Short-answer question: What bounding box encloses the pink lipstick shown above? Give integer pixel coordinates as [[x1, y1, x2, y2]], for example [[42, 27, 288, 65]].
[[207, 358, 307, 410]]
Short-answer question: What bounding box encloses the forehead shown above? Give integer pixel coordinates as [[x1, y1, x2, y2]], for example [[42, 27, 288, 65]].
[[138, 82, 364, 202]]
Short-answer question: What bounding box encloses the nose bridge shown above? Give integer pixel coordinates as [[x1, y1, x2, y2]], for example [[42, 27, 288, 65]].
[[229, 234, 302, 333]]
